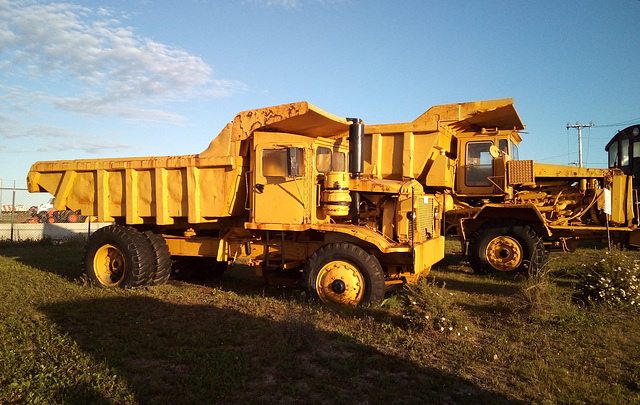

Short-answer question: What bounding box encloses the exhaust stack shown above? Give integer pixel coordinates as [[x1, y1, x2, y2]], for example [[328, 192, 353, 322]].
[[347, 118, 364, 224], [347, 118, 364, 179]]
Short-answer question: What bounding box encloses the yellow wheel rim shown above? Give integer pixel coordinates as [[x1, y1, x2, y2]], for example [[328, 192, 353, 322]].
[[485, 236, 523, 272], [315, 260, 365, 305], [93, 244, 126, 287]]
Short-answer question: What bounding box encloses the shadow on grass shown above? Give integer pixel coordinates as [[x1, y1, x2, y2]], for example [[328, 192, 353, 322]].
[[431, 272, 522, 297], [40, 296, 527, 405], [0, 240, 300, 300], [0, 239, 85, 282]]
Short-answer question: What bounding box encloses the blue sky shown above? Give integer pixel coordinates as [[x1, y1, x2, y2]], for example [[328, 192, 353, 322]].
[[1, 0, 640, 189]]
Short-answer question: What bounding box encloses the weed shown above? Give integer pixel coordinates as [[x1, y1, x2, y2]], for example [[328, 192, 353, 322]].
[[511, 265, 573, 320], [575, 247, 640, 309], [400, 277, 472, 335]]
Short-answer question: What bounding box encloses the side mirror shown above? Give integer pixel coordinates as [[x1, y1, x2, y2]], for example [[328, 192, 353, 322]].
[[287, 147, 303, 178]]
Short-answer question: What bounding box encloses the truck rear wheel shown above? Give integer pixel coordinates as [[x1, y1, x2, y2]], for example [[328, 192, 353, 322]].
[[467, 219, 545, 274], [144, 231, 172, 286], [304, 242, 385, 306], [84, 225, 155, 288]]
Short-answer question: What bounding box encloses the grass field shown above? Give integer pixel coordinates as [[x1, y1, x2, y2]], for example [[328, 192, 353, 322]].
[[1, 239, 639, 404]]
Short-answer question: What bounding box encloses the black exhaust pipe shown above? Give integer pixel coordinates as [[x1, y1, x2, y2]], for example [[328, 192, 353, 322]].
[[347, 118, 364, 225], [347, 118, 364, 179]]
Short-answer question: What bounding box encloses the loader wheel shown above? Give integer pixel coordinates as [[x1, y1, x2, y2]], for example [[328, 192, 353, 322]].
[[144, 231, 172, 286], [304, 242, 385, 306], [83, 225, 154, 288], [467, 219, 545, 274]]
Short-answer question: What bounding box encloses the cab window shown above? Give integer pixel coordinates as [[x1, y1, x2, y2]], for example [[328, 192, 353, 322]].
[[609, 141, 618, 167], [621, 139, 630, 167], [317, 147, 332, 173], [465, 141, 493, 186], [510, 141, 519, 160], [316, 147, 347, 173], [333, 152, 346, 171], [262, 149, 288, 177], [499, 139, 508, 154]]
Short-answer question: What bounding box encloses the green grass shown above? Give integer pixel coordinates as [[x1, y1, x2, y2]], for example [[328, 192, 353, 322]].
[[1, 240, 640, 404]]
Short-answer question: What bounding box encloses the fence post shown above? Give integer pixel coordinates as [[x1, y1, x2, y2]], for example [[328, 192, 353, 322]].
[[10, 181, 16, 243]]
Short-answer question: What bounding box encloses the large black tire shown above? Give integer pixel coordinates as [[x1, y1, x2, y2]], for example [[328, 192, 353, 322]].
[[144, 231, 172, 286], [467, 219, 546, 274], [83, 225, 155, 288], [303, 242, 385, 306]]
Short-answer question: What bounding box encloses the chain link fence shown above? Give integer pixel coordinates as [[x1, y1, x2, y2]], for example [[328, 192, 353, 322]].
[[0, 181, 112, 242]]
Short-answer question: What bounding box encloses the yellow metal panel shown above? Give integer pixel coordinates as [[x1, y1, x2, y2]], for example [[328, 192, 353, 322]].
[[109, 171, 125, 218], [232, 102, 351, 142], [125, 168, 142, 224], [402, 132, 414, 179], [164, 236, 220, 257], [425, 153, 454, 188], [534, 163, 611, 178], [53, 170, 77, 210], [187, 166, 201, 223], [154, 168, 173, 225], [611, 173, 631, 225], [369, 133, 382, 178], [96, 170, 113, 222], [413, 236, 445, 277]]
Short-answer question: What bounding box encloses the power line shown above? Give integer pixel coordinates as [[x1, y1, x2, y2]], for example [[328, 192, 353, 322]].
[[593, 117, 640, 128]]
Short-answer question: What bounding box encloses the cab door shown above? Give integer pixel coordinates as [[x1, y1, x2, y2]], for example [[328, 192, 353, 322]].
[[252, 142, 310, 225]]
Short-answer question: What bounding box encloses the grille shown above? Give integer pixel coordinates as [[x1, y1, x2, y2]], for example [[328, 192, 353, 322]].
[[508, 160, 535, 185], [410, 196, 435, 242]]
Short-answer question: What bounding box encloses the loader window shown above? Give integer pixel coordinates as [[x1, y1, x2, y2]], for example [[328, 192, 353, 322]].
[[465, 141, 493, 186], [510, 141, 519, 160], [499, 139, 508, 154]]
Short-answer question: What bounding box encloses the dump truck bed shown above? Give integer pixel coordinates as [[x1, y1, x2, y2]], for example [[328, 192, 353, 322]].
[[27, 153, 247, 225], [27, 102, 352, 225]]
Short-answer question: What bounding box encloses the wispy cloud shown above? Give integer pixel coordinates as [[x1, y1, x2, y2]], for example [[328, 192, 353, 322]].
[[0, 111, 131, 154], [246, 0, 348, 9], [249, 0, 303, 8], [0, 0, 246, 122]]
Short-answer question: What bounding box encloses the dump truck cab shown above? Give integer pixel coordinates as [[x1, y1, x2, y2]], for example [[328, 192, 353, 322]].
[[249, 131, 349, 227]]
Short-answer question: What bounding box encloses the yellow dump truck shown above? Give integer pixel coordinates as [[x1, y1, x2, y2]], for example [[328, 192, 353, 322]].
[[28, 102, 445, 305], [362, 99, 640, 273], [28, 99, 640, 305]]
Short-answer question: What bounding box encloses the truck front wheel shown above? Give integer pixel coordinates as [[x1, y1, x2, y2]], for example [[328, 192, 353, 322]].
[[304, 242, 385, 306], [84, 225, 155, 288], [467, 219, 545, 274]]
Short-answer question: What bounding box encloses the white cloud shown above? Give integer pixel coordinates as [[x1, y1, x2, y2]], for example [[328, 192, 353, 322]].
[[0, 111, 131, 154], [246, 0, 347, 9], [250, 0, 302, 8], [0, 1, 246, 121]]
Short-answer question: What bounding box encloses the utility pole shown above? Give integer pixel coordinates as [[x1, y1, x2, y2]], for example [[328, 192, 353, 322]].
[[566, 122, 593, 167]]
